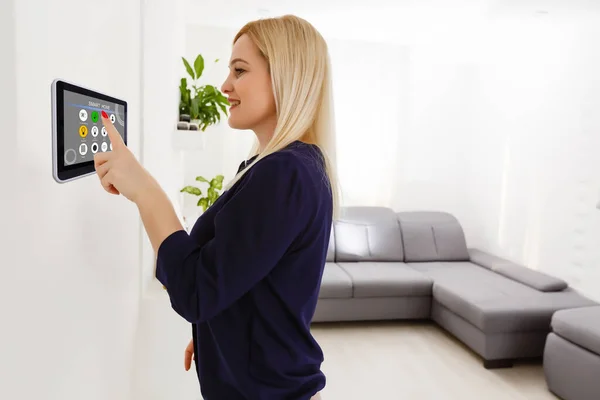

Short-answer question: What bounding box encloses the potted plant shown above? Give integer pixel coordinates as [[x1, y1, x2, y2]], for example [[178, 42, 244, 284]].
[[180, 174, 225, 212], [178, 54, 230, 131]]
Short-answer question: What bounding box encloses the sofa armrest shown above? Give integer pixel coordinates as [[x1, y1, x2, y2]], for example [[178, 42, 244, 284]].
[[468, 248, 516, 270], [493, 264, 568, 292], [469, 248, 568, 292]]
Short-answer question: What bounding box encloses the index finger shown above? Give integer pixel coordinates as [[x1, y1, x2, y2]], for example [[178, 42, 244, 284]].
[[101, 110, 125, 150]]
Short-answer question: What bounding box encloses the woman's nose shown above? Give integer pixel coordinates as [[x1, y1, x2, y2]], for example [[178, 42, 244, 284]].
[[221, 78, 232, 94]]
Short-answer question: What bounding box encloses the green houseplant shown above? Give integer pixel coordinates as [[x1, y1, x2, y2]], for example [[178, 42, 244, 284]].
[[180, 174, 225, 212], [179, 54, 230, 131]]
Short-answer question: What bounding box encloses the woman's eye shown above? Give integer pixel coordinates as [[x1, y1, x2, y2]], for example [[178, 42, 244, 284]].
[[235, 68, 245, 76]]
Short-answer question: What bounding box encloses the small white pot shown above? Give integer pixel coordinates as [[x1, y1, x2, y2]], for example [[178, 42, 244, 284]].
[[190, 119, 202, 130]]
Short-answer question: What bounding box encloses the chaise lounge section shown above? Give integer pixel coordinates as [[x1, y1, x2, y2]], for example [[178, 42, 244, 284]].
[[313, 206, 597, 369]]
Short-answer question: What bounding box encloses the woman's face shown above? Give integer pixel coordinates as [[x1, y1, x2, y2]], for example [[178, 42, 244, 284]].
[[221, 34, 277, 133]]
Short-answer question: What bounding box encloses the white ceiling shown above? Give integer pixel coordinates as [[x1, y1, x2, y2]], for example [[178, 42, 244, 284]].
[[187, 0, 600, 44]]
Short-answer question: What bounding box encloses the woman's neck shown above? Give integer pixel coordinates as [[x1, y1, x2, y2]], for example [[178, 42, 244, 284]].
[[253, 115, 278, 152]]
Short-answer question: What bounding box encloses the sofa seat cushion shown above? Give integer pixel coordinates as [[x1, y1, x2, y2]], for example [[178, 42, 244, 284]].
[[337, 262, 432, 298], [552, 306, 600, 355], [319, 263, 353, 299], [408, 262, 596, 333]]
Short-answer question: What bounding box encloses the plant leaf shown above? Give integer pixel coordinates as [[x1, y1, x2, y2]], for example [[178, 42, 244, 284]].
[[207, 187, 218, 203], [180, 186, 201, 196], [179, 78, 192, 115], [205, 85, 216, 96], [198, 197, 209, 211], [217, 102, 228, 116], [210, 177, 223, 190], [182, 57, 195, 80], [179, 80, 187, 100], [217, 91, 230, 104], [179, 78, 188, 94], [194, 54, 205, 79], [195, 176, 209, 183], [191, 97, 200, 119]]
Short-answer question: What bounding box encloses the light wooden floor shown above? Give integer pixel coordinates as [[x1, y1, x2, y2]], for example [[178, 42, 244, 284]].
[[310, 321, 558, 400]]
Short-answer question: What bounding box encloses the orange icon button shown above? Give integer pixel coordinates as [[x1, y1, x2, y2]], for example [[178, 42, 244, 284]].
[[79, 125, 88, 138]]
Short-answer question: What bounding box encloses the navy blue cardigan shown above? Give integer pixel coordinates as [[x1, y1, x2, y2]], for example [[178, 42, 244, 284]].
[[156, 141, 333, 400]]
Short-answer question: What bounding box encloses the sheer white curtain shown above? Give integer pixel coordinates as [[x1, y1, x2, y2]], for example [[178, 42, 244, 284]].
[[327, 38, 408, 207]]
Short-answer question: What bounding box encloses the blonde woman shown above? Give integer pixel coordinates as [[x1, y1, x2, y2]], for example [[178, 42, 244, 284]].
[[94, 14, 338, 400]]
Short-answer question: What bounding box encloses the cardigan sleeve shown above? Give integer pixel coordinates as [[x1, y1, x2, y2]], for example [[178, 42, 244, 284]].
[[155, 154, 309, 323]]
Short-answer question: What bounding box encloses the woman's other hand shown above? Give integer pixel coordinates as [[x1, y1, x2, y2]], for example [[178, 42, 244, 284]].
[[184, 338, 194, 371], [93, 110, 157, 203]]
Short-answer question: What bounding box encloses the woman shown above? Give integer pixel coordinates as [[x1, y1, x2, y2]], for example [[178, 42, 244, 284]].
[[93, 14, 339, 400]]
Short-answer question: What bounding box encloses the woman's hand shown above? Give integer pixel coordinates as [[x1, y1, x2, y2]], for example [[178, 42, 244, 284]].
[[184, 338, 194, 371], [94, 111, 183, 255], [93, 110, 157, 203]]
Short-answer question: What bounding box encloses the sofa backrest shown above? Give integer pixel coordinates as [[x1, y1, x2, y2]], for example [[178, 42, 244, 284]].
[[326, 226, 335, 262], [397, 211, 469, 262], [325, 207, 470, 263], [333, 206, 404, 262]]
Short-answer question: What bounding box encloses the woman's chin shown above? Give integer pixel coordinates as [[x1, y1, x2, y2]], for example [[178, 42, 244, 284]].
[[227, 117, 249, 131], [227, 119, 240, 129]]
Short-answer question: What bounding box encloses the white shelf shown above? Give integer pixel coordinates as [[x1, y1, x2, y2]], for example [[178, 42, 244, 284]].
[[172, 129, 206, 151]]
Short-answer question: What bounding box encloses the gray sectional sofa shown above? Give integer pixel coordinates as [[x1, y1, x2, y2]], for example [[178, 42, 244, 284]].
[[313, 206, 598, 369]]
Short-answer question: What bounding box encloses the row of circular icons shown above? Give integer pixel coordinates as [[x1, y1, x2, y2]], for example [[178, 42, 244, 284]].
[[64, 141, 112, 165], [79, 125, 107, 138], [79, 141, 112, 155], [79, 109, 116, 124]]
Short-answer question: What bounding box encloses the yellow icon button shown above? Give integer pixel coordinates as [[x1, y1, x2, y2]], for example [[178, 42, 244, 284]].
[[79, 125, 88, 138]]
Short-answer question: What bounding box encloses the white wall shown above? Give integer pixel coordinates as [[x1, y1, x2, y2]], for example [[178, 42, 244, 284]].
[[131, 1, 205, 399], [391, 13, 600, 301], [464, 15, 600, 299], [0, 0, 20, 395], [138, 0, 188, 294], [2, 0, 142, 398]]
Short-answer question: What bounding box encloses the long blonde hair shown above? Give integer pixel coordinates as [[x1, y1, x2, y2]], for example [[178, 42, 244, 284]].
[[224, 14, 341, 219]]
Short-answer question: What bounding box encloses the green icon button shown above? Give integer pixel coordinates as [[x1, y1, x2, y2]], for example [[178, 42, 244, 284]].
[[91, 111, 99, 123]]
